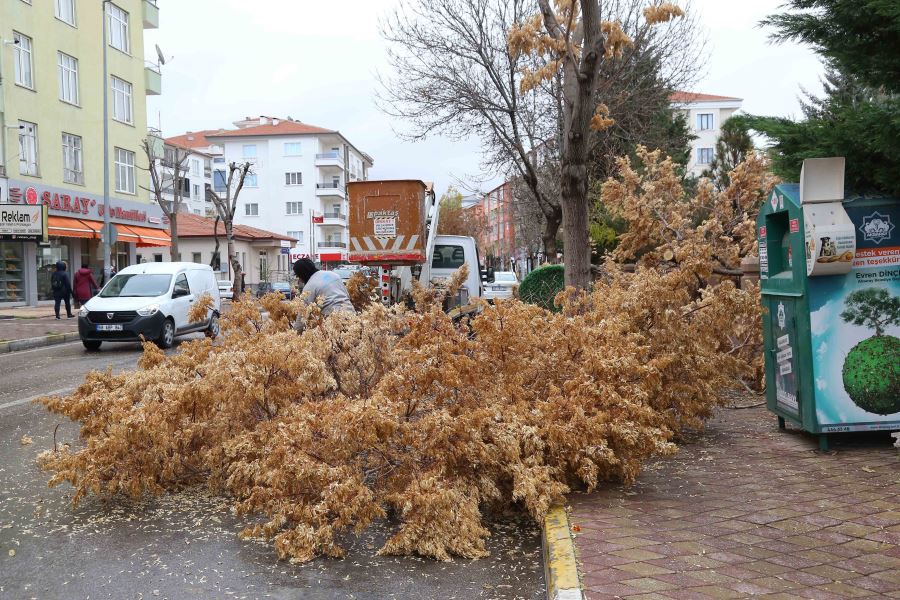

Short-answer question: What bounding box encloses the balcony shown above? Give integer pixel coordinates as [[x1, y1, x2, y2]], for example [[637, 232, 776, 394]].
[[145, 65, 162, 96], [317, 241, 347, 249], [315, 182, 345, 198], [143, 0, 159, 29], [315, 152, 344, 169], [321, 211, 347, 226]]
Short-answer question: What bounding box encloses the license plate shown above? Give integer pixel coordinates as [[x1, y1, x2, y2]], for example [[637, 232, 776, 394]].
[[492, 286, 506, 291], [96, 324, 123, 331]]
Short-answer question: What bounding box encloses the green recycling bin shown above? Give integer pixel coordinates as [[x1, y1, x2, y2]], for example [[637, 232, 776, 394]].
[[758, 158, 900, 449]]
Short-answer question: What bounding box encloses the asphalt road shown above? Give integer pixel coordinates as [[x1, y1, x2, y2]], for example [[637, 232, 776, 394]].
[[0, 341, 543, 600]]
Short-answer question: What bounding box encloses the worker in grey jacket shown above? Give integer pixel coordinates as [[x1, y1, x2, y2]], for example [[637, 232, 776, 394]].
[[293, 259, 355, 329]]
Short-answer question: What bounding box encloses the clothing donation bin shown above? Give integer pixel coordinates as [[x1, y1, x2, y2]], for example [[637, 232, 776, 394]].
[[758, 158, 900, 450]]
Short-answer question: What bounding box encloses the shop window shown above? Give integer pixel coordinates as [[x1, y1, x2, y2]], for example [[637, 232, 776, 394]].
[[153, 254, 163, 263], [0, 242, 26, 303], [192, 252, 201, 264], [36, 242, 70, 301]]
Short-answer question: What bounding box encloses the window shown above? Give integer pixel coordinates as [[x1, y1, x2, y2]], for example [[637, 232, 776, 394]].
[[213, 157, 225, 164], [284, 142, 301, 156], [114, 147, 136, 194], [106, 3, 129, 54], [173, 273, 190, 296], [697, 113, 714, 131], [191, 159, 200, 176], [192, 252, 202, 264], [62, 133, 83, 184], [245, 203, 259, 216], [55, 0, 76, 25], [57, 52, 79, 104], [244, 173, 258, 187], [13, 32, 33, 89], [213, 169, 226, 192], [259, 252, 268, 276], [153, 254, 163, 263], [697, 147, 714, 165], [285, 172, 302, 185], [192, 184, 200, 198], [111, 76, 133, 124], [431, 244, 465, 269], [18, 121, 38, 176], [287, 231, 304, 244], [242, 144, 257, 158], [286, 201, 302, 215]]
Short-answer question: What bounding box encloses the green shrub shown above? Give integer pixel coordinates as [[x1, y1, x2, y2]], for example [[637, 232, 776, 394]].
[[518, 264, 565, 312]]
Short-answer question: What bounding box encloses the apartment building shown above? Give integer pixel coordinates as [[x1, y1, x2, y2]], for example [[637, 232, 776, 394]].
[[670, 91, 743, 177], [476, 181, 517, 270], [0, 0, 167, 306], [206, 116, 373, 268]]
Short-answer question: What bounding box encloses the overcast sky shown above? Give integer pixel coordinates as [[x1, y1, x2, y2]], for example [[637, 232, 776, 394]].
[[145, 0, 824, 195]]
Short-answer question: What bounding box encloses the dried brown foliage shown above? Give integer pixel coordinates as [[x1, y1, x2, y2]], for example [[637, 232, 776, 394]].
[[346, 272, 380, 312], [36, 247, 753, 563], [600, 147, 774, 388]]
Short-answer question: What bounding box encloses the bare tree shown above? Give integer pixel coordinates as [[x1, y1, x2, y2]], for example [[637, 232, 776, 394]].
[[379, 0, 563, 260], [142, 138, 190, 262], [515, 1, 687, 288], [206, 162, 252, 299]]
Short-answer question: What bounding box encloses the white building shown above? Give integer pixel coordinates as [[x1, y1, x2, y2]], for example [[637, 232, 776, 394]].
[[670, 92, 743, 177], [205, 117, 373, 266], [162, 130, 226, 216]]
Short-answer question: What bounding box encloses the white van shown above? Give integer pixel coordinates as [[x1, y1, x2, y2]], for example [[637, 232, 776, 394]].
[[78, 262, 221, 351]]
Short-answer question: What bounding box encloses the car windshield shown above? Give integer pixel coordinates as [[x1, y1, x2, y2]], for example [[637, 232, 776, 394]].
[[494, 272, 517, 282], [432, 244, 465, 269], [100, 274, 172, 298]]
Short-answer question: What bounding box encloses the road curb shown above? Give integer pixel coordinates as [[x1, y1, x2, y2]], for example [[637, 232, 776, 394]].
[[543, 505, 583, 600], [0, 332, 81, 355]]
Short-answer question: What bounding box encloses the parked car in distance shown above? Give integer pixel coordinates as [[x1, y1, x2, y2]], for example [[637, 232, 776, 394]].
[[332, 267, 357, 283], [78, 262, 221, 351], [256, 281, 294, 300], [218, 279, 234, 300], [482, 271, 518, 302]]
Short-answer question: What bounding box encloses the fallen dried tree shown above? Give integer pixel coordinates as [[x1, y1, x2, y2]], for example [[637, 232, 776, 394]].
[[38, 153, 773, 563]]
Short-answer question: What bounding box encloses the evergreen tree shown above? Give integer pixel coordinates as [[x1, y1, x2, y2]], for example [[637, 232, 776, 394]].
[[702, 118, 754, 189], [761, 0, 900, 94]]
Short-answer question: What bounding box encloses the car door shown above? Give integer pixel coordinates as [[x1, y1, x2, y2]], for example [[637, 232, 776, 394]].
[[169, 273, 194, 333]]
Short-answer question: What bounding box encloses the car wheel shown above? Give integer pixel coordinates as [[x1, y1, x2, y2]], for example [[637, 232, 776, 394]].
[[205, 313, 220, 339], [82, 340, 102, 351], [156, 319, 175, 349]]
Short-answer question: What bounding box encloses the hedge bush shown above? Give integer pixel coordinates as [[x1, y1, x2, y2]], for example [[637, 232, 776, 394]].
[[518, 264, 565, 311]]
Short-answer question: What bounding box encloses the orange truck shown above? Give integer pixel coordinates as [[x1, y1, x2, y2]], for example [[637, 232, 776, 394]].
[[347, 179, 483, 307]]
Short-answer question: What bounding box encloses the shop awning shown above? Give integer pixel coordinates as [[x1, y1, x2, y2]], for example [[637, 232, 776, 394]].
[[48, 216, 102, 239], [115, 225, 171, 247]]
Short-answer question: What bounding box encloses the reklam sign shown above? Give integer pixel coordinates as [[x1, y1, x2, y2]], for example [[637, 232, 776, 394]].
[[0, 203, 47, 240]]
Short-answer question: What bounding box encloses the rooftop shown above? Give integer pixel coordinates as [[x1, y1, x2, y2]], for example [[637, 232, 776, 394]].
[[669, 91, 743, 104], [164, 130, 223, 151], [206, 119, 336, 138], [175, 213, 296, 242]]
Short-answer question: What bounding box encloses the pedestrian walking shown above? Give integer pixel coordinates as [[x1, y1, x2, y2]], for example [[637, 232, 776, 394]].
[[73, 263, 100, 308], [50, 261, 74, 319]]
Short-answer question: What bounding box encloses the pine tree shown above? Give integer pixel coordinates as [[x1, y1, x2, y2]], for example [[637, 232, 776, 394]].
[[702, 118, 754, 189]]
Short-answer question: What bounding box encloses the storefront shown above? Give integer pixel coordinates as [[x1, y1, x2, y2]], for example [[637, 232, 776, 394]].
[[4, 180, 170, 306]]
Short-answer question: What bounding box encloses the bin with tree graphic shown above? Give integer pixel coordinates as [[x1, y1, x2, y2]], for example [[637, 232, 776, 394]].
[[759, 158, 900, 449]]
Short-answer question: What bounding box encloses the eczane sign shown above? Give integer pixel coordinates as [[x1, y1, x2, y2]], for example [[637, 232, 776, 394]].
[[0, 203, 46, 240]]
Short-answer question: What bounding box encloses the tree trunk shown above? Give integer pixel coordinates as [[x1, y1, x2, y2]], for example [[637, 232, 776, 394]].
[[542, 207, 561, 264], [560, 160, 591, 288], [169, 212, 180, 262], [225, 220, 240, 299]]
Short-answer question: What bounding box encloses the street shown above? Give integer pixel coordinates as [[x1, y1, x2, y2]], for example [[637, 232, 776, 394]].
[[0, 342, 543, 600]]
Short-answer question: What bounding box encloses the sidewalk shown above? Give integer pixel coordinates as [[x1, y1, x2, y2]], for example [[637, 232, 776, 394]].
[[570, 402, 900, 599], [0, 306, 80, 347]]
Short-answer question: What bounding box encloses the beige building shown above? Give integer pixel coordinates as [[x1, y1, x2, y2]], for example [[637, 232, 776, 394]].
[[136, 213, 296, 288]]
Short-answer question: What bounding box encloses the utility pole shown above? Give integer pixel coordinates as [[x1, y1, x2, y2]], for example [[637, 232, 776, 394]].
[[101, 0, 112, 280]]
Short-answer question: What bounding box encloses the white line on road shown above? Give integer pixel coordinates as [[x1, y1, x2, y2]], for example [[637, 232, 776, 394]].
[[0, 386, 76, 412]]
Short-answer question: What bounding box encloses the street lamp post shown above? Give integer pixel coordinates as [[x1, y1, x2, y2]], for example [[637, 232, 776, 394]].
[[101, 0, 112, 281]]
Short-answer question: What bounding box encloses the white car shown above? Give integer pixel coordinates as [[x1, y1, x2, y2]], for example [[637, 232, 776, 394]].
[[78, 262, 222, 351], [218, 279, 234, 300], [483, 271, 518, 302]]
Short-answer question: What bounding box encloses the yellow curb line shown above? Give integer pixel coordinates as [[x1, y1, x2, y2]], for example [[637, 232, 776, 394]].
[[543, 505, 583, 600]]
